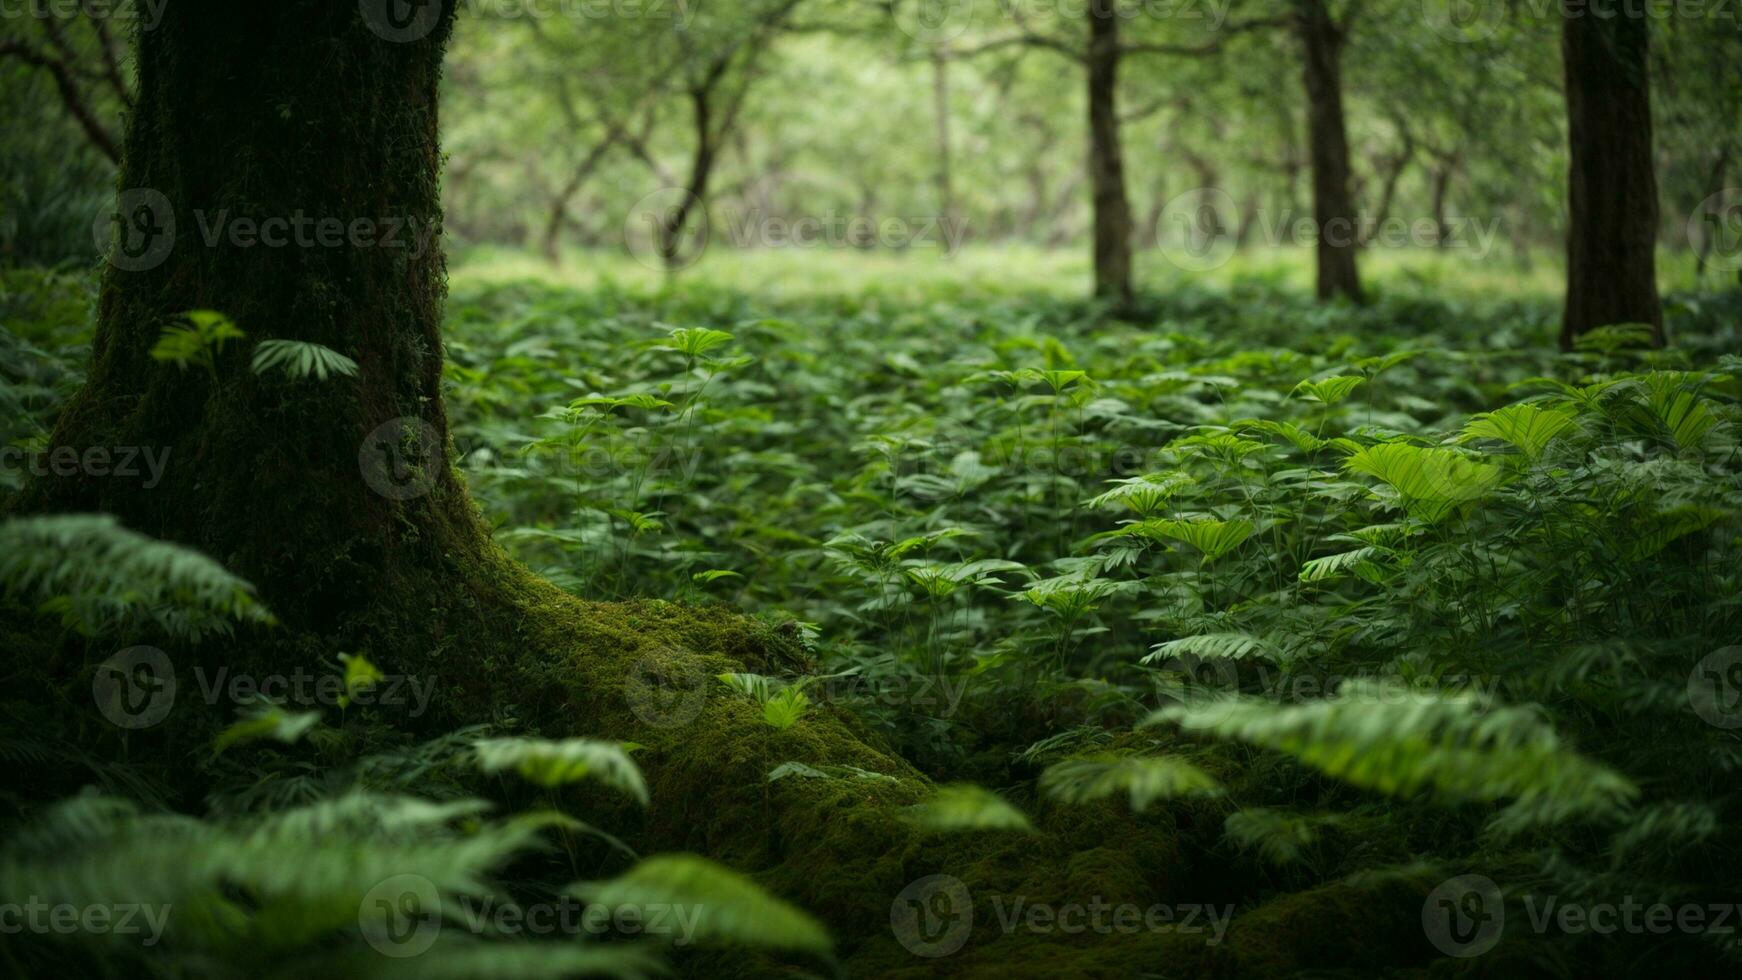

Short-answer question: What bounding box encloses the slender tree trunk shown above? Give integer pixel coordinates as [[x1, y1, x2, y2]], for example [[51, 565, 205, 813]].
[[1430, 164, 1452, 249], [1296, 0, 1362, 302], [1560, 3, 1663, 349], [1086, 0, 1134, 306], [660, 88, 719, 270], [541, 137, 617, 264], [931, 51, 957, 227], [1694, 146, 1729, 278]]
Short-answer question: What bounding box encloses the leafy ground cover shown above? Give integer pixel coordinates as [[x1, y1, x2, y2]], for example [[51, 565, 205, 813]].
[[3, 250, 1740, 976]]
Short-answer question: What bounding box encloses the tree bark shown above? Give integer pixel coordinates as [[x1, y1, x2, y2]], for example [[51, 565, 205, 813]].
[[1430, 163, 1453, 249], [1295, 0, 1362, 302], [1559, 2, 1663, 349], [1086, 0, 1134, 306]]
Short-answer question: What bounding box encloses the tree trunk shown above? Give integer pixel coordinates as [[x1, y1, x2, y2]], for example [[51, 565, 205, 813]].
[[931, 51, 958, 227], [1086, 0, 1134, 306], [1296, 0, 1362, 302], [1430, 164, 1452, 249], [1559, 3, 1663, 349], [541, 134, 621, 264], [1694, 146, 1730, 278]]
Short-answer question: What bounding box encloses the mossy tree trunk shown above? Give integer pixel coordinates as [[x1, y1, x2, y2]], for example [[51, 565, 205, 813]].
[[22, 5, 1439, 974], [1559, 2, 1664, 349], [30, 2, 489, 651]]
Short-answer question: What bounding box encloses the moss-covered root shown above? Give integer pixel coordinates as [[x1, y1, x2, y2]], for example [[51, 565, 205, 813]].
[[500, 576, 1440, 978]]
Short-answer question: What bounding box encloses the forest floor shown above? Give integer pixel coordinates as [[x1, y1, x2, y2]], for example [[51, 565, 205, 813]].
[[2, 248, 1740, 978]]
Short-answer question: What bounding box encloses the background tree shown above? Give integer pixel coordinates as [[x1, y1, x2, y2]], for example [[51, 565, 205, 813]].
[[1559, 2, 1663, 348]]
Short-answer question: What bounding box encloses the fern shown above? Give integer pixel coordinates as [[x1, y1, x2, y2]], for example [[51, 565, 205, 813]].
[[250, 339, 360, 381], [1038, 754, 1222, 812], [904, 783, 1035, 832], [1145, 632, 1280, 664], [573, 854, 832, 954], [1148, 682, 1636, 824], [0, 514, 273, 638], [472, 738, 649, 804]]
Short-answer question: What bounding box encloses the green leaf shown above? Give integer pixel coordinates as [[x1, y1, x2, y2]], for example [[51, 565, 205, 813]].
[[472, 738, 649, 804], [337, 652, 385, 708], [1460, 403, 1576, 459], [1342, 443, 1505, 521], [214, 705, 322, 754], [1039, 754, 1222, 812], [761, 685, 810, 730], [573, 854, 831, 954], [250, 340, 359, 381], [1291, 375, 1365, 405], [1145, 632, 1279, 664], [1116, 517, 1256, 561], [905, 783, 1035, 832], [1145, 683, 1635, 824]]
